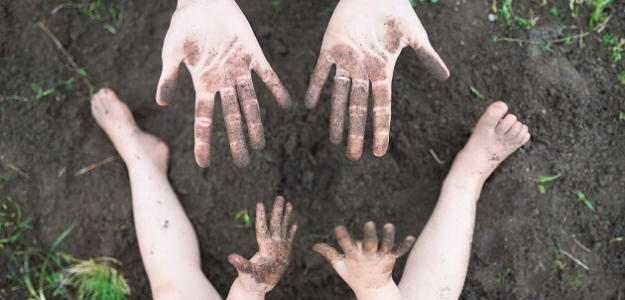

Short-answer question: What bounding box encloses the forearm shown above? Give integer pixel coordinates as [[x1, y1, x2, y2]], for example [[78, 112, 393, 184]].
[[397, 176, 481, 300], [354, 280, 403, 300], [226, 278, 266, 300]]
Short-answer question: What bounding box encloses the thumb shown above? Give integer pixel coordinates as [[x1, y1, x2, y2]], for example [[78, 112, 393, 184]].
[[156, 57, 182, 106], [407, 15, 450, 81], [312, 243, 343, 266], [228, 253, 253, 274]]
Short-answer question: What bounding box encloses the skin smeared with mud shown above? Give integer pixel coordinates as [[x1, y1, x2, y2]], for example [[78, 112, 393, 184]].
[[313, 221, 415, 291], [228, 196, 297, 293], [156, 0, 291, 168], [305, 0, 450, 161]]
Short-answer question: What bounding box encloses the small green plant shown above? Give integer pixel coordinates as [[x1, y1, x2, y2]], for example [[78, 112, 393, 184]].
[[549, 7, 560, 16], [469, 86, 484, 100], [0, 196, 34, 249], [618, 71, 625, 85], [587, 0, 613, 26], [11, 225, 130, 300], [554, 260, 565, 270], [234, 210, 253, 228], [58, 78, 74, 91], [576, 190, 594, 212], [610, 236, 623, 243], [539, 43, 554, 52], [568, 274, 583, 288], [270, 0, 282, 8], [30, 83, 56, 99], [321, 2, 337, 15], [536, 173, 561, 194], [495, 267, 513, 285], [499, 0, 514, 28], [0, 172, 13, 183], [61, 258, 130, 300], [602, 34, 624, 62], [60, 1, 124, 34], [619, 111, 625, 121]]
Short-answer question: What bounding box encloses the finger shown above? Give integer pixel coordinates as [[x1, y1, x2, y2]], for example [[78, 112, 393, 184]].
[[236, 76, 265, 150], [156, 59, 181, 106], [362, 221, 379, 255], [372, 81, 392, 157], [194, 93, 215, 168], [255, 202, 270, 241], [281, 201, 293, 238], [379, 223, 395, 254], [329, 75, 351, 144], [391, 235, 416, 258], [334, 225, 356, 255], [346, 79, 369, 161], [221, 88, 250, 168], [270, 196, 286, 239], [254, 59, 292, 109], [305, 53, 333, 109], [228, 253, 253, 274], [287, 223, 298, 244], [408, 23, 450, 81], [312, 243, 343, 265]]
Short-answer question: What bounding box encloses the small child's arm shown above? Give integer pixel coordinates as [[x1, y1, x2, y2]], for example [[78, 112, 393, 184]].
[[226, 196, 297, 300], [313, 222, 415, 300]]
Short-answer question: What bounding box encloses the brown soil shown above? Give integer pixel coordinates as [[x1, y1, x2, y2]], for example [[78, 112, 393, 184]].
[[1, 1, 624, 299]]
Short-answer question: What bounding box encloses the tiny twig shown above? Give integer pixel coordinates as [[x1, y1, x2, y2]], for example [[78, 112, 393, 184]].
[[37, 21, 95, 92], [572, 236, 591, 253], [2, 162, 31, 179], [429, 149, 446, 165], [559, 249, 590, 271], [0, 95, 29, 102], [73, 155, 118, 176], [496, 31, 590, 45]]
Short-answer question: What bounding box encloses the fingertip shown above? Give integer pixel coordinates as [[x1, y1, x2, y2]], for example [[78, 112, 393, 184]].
[[372, 144, 388, 157], [346, 146, 363, 161], [384, 223, 395, 232], [256, 202, 265, 213], [413, 46, 450, 81], [194, 146, 211, 168], [156, 75, 179, 106], [290, 223, 298, 234], [232, 151, 251, 168]]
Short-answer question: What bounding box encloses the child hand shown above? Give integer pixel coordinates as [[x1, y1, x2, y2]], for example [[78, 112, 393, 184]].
[[313, 222, 415, 297], [228, 196, 297, 295], [157, 0, 291, 168], [305, 0, 449, 160]]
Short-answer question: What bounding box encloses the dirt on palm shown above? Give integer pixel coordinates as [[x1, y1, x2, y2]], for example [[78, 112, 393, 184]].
[[1, 1, 624, 299]]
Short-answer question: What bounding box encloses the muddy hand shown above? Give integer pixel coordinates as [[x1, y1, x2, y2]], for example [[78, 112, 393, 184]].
[[305, 0, 449, 160], [157, 0, 291, 168], [228, 196, 297, 294], [313, 222, 415, 293]]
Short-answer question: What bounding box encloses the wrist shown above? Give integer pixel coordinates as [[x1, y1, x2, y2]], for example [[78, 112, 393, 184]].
[[353, 280, 402, 300], [226, 278, 266, 300]]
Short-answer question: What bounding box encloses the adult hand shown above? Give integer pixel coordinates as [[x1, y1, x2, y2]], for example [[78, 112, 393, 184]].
[[313, 222, 415, 297], [305, 0, 449, 160], [228, 196, 297, 295], [157, 0, 291, 168]]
